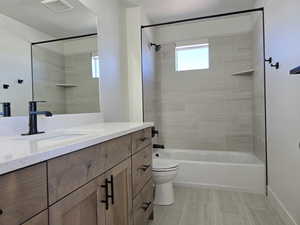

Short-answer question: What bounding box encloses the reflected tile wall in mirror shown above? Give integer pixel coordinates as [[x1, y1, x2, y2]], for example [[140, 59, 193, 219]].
[[32, 36, 100, 115]]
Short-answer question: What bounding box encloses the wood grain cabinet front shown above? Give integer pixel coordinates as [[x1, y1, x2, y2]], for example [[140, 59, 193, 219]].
[[132, 145, 152, 197], [132, 128, 152, 154], [0, 163, 47, 225], [105, 158, 132, 225], [23, 210, 48, 225], [47, 144, 106, 204], [102, 135, 132, 170], [48, 134, 132, 205], [49, 175, 106, 225], [133, 179, 154, 225]]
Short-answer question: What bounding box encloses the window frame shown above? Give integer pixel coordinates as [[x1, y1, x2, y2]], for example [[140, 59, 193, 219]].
[[175, 41, 210, 72]]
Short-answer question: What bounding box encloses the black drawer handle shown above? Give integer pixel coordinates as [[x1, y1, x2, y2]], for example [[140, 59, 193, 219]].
[[107, 175, 115, 205], [101, 179, 109, 210], [0, 209, 3, 215], [139, 164, 151, 172], [141, 201, 152, 211], [140, 137, 148, 142]]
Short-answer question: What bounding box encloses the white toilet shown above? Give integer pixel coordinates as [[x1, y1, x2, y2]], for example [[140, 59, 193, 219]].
[[152, 155, 179, 205]]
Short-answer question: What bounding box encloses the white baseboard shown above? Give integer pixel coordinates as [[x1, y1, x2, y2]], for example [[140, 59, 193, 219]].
[[174, 182, 265, 194], [268, 187, 298, 225]]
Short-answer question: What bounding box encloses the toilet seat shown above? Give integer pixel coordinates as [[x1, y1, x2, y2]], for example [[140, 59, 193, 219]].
[[152, 158, 178, 172]]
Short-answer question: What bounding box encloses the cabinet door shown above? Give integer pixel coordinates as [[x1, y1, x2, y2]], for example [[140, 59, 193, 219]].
[[105, 159, 132, 225], [133, 179, 154, 225], [0, 163, 47, 225], [49, 175, 106, 225]]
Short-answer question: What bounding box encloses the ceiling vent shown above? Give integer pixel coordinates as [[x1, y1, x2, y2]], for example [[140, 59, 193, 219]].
[[41, 0, 74, 13]]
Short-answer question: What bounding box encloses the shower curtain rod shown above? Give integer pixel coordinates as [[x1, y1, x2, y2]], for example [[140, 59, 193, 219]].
[[31, 33, 98, 45], [141, 8, 264, 29]]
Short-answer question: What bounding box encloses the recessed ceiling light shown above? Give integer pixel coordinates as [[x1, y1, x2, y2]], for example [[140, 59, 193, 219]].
[[41, 0, 74, 13]]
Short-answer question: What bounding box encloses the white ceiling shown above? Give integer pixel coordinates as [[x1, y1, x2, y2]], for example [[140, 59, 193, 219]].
[[0, 0, 97, 38], [140, 0, 257, 24]]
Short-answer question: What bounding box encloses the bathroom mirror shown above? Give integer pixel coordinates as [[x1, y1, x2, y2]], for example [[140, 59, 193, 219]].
[[32, 35, 100, 115], [0, 0, 98, 116]]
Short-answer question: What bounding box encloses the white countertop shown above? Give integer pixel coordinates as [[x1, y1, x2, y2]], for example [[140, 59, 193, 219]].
[[0, 122, 153, 175]]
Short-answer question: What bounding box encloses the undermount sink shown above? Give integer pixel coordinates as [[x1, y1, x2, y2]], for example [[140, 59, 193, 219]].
[[13, 132, 88, 143]]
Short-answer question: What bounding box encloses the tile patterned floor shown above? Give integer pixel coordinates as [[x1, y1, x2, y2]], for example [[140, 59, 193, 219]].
[[150, 186, 286, 225]]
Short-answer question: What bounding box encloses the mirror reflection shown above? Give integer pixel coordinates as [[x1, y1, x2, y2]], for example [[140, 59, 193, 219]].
[[32, 35, 100, 114], [0, 0, 99, 116]]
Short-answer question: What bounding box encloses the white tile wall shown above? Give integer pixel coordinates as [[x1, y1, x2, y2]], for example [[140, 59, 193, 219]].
[[150, 33, 256, 152]]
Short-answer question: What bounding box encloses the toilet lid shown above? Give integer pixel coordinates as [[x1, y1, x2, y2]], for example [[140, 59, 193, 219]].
[[152, 158, 178, 171]]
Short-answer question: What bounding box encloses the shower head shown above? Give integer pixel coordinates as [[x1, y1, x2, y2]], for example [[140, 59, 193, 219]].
[[150, 43, 161, 52]]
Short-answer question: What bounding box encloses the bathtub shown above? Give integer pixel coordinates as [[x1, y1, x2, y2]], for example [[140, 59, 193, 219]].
[[155, 149, 265, 194]]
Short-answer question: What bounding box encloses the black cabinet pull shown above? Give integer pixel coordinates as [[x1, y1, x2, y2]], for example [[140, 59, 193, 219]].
[[151, 127, 159, 137], [141, 201, 152, 211], [140, 137, 148, 142], [139, 164, 151, 172], [107, 175, 115, 205], [0, 209, 3, 215], [101, 179, 109, 210]]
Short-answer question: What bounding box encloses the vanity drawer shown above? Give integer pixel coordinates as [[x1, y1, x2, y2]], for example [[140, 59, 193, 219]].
[[132, 128, 152, 154], [132, 145, 152, 197], [48, 134, 132, 204], [133, 179, 154, 225], [23, 210, 48, 225], [0, 163, 47, 225], [48, 144, 106, 204], [103, 134, 132, 170]]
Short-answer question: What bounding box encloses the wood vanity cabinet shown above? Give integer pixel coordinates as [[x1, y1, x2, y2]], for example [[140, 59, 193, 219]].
[[49, 175, 106, 225], [0, 127, 154, 225], [132, 128, 152, 154], [105, 158, 132, 225], [132, 145, 152, 197], [49, 158, 132, 225], [133, 180, 153, 225], [0, 163, 47, 225]]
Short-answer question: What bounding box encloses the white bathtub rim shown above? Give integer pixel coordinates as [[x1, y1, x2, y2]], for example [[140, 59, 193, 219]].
[[158, 149, 264, 166], [164, 159, 265, 167], [174, 181, 266, 195]]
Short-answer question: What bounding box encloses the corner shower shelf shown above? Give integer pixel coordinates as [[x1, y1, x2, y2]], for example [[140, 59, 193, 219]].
[[232, 69, 254, 76], [56, 83, 78, 88]]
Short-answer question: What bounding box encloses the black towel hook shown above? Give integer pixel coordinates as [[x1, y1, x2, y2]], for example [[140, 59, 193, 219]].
[[265, 57, 272, 64], [271, 62, 280, 70]]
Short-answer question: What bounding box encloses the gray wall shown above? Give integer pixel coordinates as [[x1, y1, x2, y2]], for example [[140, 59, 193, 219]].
[[33, 46, 66, 114], [252, 14, 266, 162], [142, 29, 158, 126], [153, 33, 255, 151], [64, 52, 100, 114], [33, 43, 100, 115], [256, 0, 300, 223], [81, 0, 130, 122]]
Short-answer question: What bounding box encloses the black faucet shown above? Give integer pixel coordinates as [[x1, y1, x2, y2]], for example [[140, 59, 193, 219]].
[[23, 101, 53, 136], [0, 102, 11, 117]]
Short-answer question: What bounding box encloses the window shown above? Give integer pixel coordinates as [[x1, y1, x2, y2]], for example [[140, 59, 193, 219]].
[[176, 43, 209, 71], [92, 55, 100, 78]]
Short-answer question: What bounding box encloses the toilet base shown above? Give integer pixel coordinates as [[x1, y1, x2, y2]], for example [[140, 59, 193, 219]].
[[154, 182, 174, 205]]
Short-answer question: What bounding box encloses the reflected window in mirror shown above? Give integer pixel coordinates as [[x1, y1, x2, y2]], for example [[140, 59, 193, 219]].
[[92, 54, 100, 79]]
